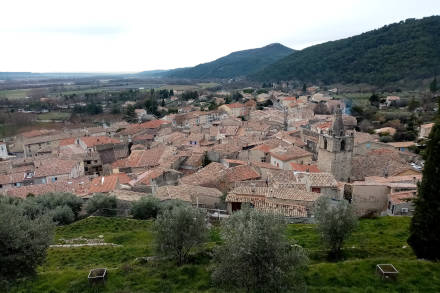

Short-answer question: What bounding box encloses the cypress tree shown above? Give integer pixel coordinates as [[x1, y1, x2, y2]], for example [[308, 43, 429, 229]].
[[408, 101, 440, 260]]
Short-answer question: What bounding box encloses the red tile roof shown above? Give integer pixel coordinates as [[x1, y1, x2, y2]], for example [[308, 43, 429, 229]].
[[112, 148, 164, 169], [59, 137, 76, 146], [88, 175, 120, 194], [222, 165, 260, 182], [140, 120, 170, 129]]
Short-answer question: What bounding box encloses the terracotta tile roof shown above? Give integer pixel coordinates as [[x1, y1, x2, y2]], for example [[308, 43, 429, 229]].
[[317, 121, 332, 130], [154, 184, 222, 203], [224, 159, 247, 166], [365, 175, 421, 184], [80, 136, 120, 147], [180, 162, 226, 186], [33, 158, 79, 177], [253, 144, 274, 153], [115, 173, 131, 184], [140, 119, 170, 129], [221, 165, 260, 182], [354, 131, 377, 145], [59, 137, 76, 146], [129, 167, 167, 186], [89, 175, 120, 194], [228, 186, 319, 202], [389, 191, 416, 204], [5, 177, 90, 198], [182, 153, 205, 168], [352, 148, 410, 180], [270, 146, 312, 161], [290, 163, 320, 173], [112, 148, 164, 169], [133, 133, 154, 141], [270, 170, 298, 183], [0, 172, 27, 184], [304, 172, 338, 187]]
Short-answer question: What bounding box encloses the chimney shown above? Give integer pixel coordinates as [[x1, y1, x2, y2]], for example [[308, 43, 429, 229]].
[[101, 177, 105, 185]]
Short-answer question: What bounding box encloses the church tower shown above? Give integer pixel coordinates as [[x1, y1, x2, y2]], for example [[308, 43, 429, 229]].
[[317, 107, 354, 182]]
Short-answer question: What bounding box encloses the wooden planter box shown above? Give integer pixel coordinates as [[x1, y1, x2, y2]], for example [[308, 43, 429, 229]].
[[88, 268, 107, 285], [376, 264, 399, 280]]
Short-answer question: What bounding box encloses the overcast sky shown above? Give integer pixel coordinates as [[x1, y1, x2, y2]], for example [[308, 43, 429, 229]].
[[1, 0, 439, 73]]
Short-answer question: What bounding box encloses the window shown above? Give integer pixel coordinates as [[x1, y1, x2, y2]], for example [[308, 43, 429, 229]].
[[341, 140, 345, 151], [323, 137, 327, 150], [52, 177, 58, 182], [311, 187, 321, 193]]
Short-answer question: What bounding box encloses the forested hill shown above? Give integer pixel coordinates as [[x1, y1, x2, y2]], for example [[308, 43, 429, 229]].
[[251, 16, 440, 85], [164, 43, 294, 79]]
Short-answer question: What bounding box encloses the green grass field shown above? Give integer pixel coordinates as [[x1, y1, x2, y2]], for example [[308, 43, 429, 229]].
[[9, 216, 440, 293], [0, 89, 30, 100]]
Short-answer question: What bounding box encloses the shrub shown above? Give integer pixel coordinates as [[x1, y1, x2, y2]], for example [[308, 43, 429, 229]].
[[131, 197, 161, 220], [86, 194, 118, 217]]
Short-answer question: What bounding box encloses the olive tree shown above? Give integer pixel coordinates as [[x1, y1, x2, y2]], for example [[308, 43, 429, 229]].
[[0, 202, 55, 287], [314, 197, 358, 258], [154, 204, 207, 265], [86, 193, 118, 217], [212, 208, 309, 293], [131, 196, 161, 220], [21, 192, 83, 225]]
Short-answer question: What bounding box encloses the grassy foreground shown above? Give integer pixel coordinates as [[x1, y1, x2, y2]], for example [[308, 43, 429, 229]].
[[9, 216, 440, 292]]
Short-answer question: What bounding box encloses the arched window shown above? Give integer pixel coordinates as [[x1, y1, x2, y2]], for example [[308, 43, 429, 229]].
[[323, 137, 327, 150], [341, 139, 346, 151]]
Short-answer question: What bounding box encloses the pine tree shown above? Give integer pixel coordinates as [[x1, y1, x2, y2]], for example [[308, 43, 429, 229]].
[[430, 77, 438, 93], [408, 101, 440, 260]]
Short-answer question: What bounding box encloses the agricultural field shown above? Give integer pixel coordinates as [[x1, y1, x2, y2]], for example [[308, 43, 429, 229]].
[[8, 216, 440, 293], [0, 89, 31, 100], [37, 112, 71, 121]]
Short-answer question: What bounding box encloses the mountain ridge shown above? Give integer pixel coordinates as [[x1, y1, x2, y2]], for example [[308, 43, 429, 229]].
[[251, 16, 440, 85], [158, 43, 294, 79]]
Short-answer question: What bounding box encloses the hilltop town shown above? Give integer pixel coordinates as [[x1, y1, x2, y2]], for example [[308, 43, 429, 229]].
[[0, 85, 431, 219]]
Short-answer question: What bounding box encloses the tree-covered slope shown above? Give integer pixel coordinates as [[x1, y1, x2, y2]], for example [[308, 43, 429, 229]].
[[252, 16, 440, 85], [165, 43, 294, 79]]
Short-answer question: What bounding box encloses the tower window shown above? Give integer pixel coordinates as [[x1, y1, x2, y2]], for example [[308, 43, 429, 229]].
[[341, 140, 346, 151]]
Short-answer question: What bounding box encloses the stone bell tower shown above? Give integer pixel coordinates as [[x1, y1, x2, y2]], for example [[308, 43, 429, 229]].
[[317, 107, 354, 182]]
